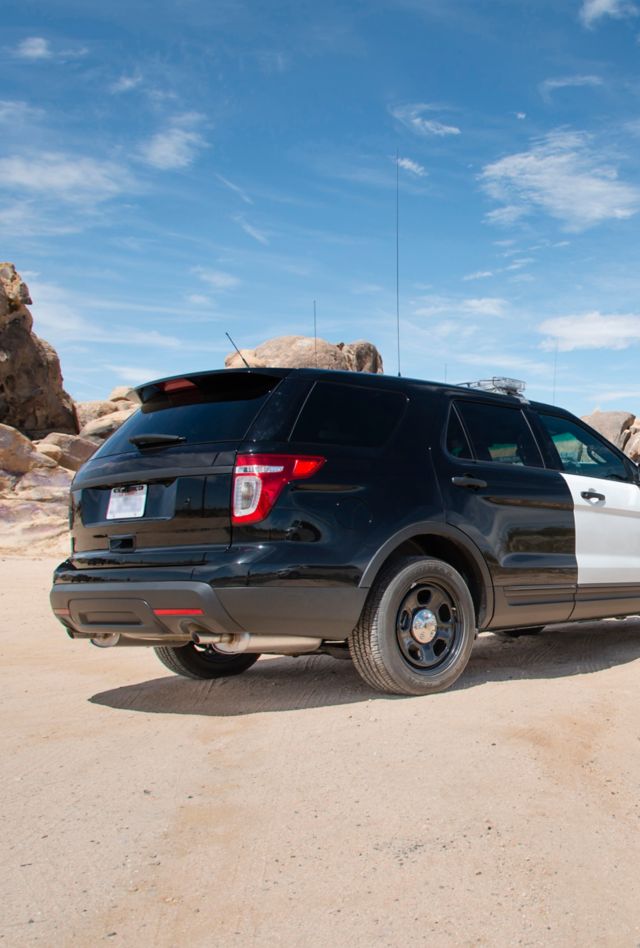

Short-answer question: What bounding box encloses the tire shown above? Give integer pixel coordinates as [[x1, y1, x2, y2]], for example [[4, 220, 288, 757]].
[[154, 643, 260, 680], [350, 556, 476, 696]]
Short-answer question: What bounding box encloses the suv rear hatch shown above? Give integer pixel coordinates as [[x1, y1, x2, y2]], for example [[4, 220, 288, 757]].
[[70, 369, 289, 565]]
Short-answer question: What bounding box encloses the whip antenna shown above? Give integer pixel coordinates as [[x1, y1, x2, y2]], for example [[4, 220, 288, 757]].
[[396, 149, 401, 377], [313, 299, 318, 367], [225, 331, 250, 368]]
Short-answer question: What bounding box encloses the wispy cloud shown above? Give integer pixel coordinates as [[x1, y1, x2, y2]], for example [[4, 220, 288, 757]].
[[15, 37, 51, 60], [397, 156, 427, 177], [110, 73, 143, 94], [0, 100, 43, 123], [540, 312, 640, 350], [480, 130, 640, 231], [414, 295, 507, 318], [233, 215, 270, 245], [216, 173, 253, 204], [0, 152, 133, 203], [390, 103, 461, 137], [580, 0, 638, 27], [30, 282, 182, 348], [457, 352, 550, 376], [106, 364, 163, 384], [193, 266, 240, 289], [463, 270, 494, 281], [14, 36, 87, 61], [540, 75, 604, 100], [138, 113, 207, 170]]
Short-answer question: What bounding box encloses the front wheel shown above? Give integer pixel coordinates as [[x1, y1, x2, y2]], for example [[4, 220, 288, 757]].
[[350, 557, 476, 696], [154, 643, 260, 680]]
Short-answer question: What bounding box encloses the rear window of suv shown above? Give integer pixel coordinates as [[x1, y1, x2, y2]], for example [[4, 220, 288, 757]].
[[453, 401, 543, 468], [291, 382, 407, 448], [93, 372, 282, 457]]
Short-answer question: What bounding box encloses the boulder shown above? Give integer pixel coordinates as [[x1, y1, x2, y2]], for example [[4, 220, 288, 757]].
[[340, 340, 384, 374], [35, 442, 63, 464], [625, 430, 640, 462], [14, 466, 74, 502], [0, 423, 55, 474], [108, 385, 140, 404], [79, 408, 136, 441], [76, 400, 121, 429], [0, 263, 78, 437], [39, 432, 97, 471], [224, 335, 384, 373], [581, 410, 635, 450]]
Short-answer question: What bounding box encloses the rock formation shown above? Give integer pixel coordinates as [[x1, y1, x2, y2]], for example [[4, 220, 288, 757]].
[[224, 335, 384, 373], [0, 263, 78, 438], [581, 410, 635, 451]]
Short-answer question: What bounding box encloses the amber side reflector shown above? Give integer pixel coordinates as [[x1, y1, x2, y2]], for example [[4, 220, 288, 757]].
[[153, 608, 204, 616]]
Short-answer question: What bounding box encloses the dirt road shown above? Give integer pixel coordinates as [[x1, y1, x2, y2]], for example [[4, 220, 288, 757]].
[[1, 556, 639, 947]]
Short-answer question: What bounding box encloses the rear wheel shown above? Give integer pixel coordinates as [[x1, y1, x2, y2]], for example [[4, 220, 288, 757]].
[[350, 557, 476, 696], [154, 643, 260, 680]]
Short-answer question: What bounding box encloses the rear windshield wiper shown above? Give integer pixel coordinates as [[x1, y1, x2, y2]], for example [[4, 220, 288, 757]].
[[129, 434, 187, 448]]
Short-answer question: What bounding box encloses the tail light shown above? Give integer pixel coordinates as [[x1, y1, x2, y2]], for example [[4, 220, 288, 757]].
[[232, 453, 325, 525]]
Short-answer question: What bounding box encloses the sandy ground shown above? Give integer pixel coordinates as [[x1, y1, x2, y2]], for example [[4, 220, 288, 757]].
[[1, 557, 640, 948]]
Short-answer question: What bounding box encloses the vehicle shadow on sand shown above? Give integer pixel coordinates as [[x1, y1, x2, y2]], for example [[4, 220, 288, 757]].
[[89, 618, 640, 717]]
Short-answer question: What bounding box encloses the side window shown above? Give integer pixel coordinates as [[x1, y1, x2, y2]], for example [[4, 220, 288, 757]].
[[445, 406, 473, 459], [455, 401, 543, 468], [291, 383, 407, 448], [536, 413, 629, 481]]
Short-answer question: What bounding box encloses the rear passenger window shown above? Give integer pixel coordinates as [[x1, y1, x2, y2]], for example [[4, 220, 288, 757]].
[[291, 383, 406, 448], [455, 401, 543, 467], [537, 413, 629, 481]]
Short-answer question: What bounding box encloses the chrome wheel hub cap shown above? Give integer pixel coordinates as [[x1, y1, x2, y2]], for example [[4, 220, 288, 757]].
[[411, 608, 438, 644]]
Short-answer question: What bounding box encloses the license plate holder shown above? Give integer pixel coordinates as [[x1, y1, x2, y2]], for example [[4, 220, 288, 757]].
[[106, 484, 147, 520]]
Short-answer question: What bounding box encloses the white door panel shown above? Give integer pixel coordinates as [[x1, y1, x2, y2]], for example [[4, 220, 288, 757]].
[[561, 473, 640, 585]]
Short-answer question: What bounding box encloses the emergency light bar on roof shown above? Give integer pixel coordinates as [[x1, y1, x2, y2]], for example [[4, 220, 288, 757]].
[[458, 377, 527, 398]]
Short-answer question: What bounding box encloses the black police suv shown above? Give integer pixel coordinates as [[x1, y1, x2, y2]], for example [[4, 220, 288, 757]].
[[50, 368, 640, 696]]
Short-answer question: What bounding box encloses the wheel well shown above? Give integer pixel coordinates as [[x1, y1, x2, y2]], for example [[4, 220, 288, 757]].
[[373, 535, 487, 626]]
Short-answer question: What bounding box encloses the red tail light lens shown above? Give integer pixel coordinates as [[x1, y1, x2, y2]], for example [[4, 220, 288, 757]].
[[232, 453, 325, 524]]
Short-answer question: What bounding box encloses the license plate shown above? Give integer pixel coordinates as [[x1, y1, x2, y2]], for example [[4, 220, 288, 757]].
[[106, 484, 147, 520]]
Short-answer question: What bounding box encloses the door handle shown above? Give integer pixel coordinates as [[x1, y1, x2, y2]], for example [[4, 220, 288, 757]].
[[451, 475, 488, 489], [581, 489, 605, 502]]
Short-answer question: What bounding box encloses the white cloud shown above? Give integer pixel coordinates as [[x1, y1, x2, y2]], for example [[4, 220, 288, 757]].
[[187, 294, 212, 305], [397, 156, 427, 177], [216, 173, 253, 204], [29, 282, 182, 348], [540, 75, 604, 99], [457, 352, 550, 376], [516, 112, 526, 120], [106, 364, 163, 384], [0, 152, 133, 203], [463, 270, 493, 281], [193, 267, 240, 289], [16, 37, 51, 60], [390, 103, 461, 137], [414, 295, 507, 318], [234, 215, 270, 245], [110, 73, 142, 94], [0, 100, 43, 123], [580, 0, 638, 27], [139, 113, 207, 170], [539, 312, 640, 350], [480, 130, 640, 231]]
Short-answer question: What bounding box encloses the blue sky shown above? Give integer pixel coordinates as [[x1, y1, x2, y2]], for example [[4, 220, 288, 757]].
[[3, 0, 640, 416]]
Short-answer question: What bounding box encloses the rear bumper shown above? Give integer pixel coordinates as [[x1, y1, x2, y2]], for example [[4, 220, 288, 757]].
[[50, 581, 367, 644]]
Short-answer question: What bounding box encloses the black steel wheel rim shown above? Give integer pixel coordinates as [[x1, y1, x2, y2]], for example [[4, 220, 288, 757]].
[[395, 581, 460, 670]]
